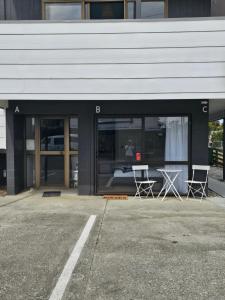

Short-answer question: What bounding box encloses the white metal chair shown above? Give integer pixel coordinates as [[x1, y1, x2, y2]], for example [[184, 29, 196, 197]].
[[185, 165, 210, 201], [132, 165, 156, 199]]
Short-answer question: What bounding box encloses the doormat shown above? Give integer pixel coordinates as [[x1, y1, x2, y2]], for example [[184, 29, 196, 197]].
[[42, 191, 61, 197], [103, 195, 128, 200]]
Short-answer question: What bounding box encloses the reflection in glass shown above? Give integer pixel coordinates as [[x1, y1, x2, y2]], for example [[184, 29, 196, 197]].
[[26, 117, 35, 151], [141, 1, 164, 19], [85, 3, 90, 19], [41, 156, 64, 186], [26, 155, 35, 187], [90, 2, 124, 19], [160, 117, 188, 161], [70, 118, 79, 151], [40, 119, 64, 151], [98, 118, 142, 161], [45, 3, 82, 20], [128, 1, 136, 19], [26, 117, 35, 187], [144, 117, 165, 162], [144, 117, 188, 162], [97, 116, 189, 194], [97, 118, 142, 193], [70, 155, 79, 188]]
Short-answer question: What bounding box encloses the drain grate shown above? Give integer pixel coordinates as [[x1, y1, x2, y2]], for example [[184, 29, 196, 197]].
[[42, 191, 61, 197]]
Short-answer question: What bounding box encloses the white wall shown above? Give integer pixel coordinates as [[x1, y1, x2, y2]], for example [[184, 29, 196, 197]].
[[0, 109, 6, 150], [0, 18, 225, 100]]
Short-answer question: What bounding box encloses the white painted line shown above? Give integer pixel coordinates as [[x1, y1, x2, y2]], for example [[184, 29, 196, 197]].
[[49, 215, 97, 300]]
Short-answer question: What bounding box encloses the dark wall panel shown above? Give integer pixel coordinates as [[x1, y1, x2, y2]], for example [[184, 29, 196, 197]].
[[0, 153, 6, 186], [7, 100, 208, 195], [0, 0, 5, 19], [5, 0, 41, 20], [6, 109, 25, 195], [78, 109, 95, 195], [14, 115, 25, 193], [6, 109, 15, 194], [168, 0, 211, 18]]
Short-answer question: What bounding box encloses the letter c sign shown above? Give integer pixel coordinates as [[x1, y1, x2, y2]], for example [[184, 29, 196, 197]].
[[202, 106, 208, 113], [201, 101, 208, 113]]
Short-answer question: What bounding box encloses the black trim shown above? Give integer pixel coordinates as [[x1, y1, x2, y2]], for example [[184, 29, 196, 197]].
[[6, 100, 208, 195]]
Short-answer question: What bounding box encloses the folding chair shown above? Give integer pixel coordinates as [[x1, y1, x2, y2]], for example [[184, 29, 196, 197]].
[[185, 165, 210, 201], [132, 165, 156, 199]]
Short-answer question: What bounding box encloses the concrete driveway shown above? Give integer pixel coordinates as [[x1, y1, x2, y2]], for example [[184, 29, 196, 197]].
[[0, 193, 225, 300]]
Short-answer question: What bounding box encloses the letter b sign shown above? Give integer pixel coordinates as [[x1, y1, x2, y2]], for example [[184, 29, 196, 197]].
[[96, 106, 101, 114]]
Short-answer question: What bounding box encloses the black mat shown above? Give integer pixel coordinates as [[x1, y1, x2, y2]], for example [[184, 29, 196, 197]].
[[42, 191, 61, 197]]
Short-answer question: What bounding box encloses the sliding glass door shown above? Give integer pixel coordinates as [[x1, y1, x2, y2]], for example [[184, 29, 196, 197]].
[[96, 116, 189, 194]]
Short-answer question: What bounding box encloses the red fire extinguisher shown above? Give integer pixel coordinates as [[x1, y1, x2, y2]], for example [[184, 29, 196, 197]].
[[136, 152, 141, 161]]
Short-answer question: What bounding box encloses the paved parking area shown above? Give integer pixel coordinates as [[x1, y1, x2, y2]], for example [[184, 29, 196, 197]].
[[0, 193, 225, 300]]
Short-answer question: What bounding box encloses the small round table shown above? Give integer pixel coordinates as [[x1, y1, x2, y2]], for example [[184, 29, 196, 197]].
[[157, 169, 183, 201]]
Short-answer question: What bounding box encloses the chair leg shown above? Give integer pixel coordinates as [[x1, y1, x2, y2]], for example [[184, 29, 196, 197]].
[[188, 183, 207, 202], [150, 183, 155, 198], [190, 186, 196, 198], [134, 183, 140, 199], [135, 183, 156, 199], [137, 184, 142, 200], [186, 184, 191, 199], [200, 183, 207, 202], [146, 185, 151, 198]]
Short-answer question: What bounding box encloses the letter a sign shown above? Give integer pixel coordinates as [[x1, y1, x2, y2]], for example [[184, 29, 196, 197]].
[[14, 106, 20, 113]]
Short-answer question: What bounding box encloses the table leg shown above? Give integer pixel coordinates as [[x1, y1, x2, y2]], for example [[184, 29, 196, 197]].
[[157, 172, 168, 198], [161, 172, 183, 201]]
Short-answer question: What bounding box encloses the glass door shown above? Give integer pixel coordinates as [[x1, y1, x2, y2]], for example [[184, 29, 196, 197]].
[[35, 117, 79, 189], [40, 118, 65, 186]]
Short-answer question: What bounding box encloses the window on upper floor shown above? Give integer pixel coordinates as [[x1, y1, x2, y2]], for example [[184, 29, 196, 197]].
[[85, 1, 124, 19], [128, 1, 136, 19], [140, 0, 165, 19], [42, 0, 166, 20], [43, 1, 82, 20]]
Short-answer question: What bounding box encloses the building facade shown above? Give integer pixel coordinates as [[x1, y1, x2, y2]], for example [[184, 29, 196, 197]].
[[0, 0, 225, 195]]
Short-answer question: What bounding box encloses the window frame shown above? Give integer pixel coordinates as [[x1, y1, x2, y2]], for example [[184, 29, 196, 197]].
[[42, 0, 168, 20], [85, 0, 126, 19], [127, 0, 136, 19], [95, 114, 191, 195], [138, 0, 168, 19], [42, 0, 85, 20]]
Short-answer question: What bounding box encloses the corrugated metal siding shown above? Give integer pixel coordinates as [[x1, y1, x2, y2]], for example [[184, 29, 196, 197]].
[[0, 19, 225, 100]]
